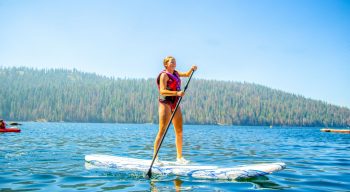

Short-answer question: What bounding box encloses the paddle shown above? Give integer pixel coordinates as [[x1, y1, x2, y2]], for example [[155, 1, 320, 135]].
[[146, 70, 195, 179]]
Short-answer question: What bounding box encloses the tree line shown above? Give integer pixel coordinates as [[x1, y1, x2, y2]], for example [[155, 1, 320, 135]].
[[0, 67, 349, 127]]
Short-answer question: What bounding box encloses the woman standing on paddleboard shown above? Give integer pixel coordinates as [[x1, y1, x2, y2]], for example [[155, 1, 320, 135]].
[[154, 56, 197, 164]]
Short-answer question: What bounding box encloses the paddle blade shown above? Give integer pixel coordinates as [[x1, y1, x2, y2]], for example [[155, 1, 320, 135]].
[[145, 169, 152, 179]]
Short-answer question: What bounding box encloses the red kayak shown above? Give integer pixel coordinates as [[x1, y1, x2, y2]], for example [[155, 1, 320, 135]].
[[0, 127, 21, 133]]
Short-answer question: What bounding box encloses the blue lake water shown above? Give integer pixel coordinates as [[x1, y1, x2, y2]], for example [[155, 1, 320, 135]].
[[1, 122, 349, 191]]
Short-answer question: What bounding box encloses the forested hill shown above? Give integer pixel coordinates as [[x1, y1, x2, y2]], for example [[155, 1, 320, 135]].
[[0, 67, 349, 127]]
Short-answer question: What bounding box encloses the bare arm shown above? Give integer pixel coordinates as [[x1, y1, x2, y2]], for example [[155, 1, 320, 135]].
[[178, 65, 197, 77]]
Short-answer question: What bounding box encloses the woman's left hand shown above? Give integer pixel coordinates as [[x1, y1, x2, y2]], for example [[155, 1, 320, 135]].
[[191, 65, 198, 71]]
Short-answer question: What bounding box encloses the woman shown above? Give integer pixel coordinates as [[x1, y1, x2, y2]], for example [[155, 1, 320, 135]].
[[154, 56, 197, 164]]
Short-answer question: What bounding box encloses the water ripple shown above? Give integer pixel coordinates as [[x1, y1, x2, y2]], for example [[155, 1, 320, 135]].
[[1, 123, 349, 191]]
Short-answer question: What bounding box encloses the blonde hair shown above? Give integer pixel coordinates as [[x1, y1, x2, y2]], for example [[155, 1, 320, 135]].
[[163, 56, 175, 68]]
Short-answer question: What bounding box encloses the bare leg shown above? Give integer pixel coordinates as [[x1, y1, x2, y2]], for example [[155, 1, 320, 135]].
[[172, 107, 183, 159], [153, 103, 171, 159]]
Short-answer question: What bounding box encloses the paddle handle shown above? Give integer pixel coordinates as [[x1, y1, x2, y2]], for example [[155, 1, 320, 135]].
[[146, 70, 195, 178]]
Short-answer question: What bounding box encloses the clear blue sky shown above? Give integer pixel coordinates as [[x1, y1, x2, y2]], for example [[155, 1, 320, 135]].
[[1, 0, 349, 108]]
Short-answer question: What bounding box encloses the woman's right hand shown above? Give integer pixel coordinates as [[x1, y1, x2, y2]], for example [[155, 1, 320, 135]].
[[177, 91, 185, 97]]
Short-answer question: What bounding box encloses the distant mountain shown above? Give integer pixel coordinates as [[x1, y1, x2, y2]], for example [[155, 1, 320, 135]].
[[0, 67, 349, 127]]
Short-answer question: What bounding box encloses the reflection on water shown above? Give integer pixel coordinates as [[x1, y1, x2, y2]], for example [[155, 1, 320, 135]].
[[239, 176, 287, 190], [150, 176, 286, 191], [1, 123, 350, 191], [151, 178, 187, 192]]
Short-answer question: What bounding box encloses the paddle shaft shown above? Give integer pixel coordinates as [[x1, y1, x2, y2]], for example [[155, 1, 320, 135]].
[[146, 70, 195, 178]]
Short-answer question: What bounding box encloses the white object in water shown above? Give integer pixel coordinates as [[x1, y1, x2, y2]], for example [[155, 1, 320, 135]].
[[85, 154, 286, 180]]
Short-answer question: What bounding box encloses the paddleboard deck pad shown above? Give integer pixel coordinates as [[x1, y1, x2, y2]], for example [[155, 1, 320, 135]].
[[85, 154, 286, 180]]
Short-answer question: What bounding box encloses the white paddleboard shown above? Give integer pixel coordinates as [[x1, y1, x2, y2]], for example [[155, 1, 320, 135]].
[[85, 154, 286, 180]]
